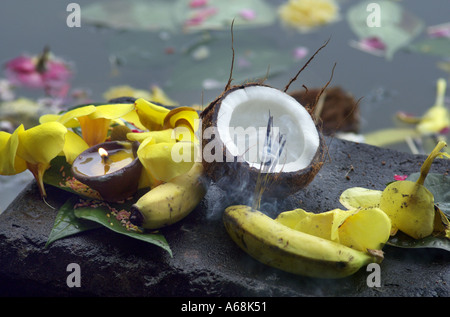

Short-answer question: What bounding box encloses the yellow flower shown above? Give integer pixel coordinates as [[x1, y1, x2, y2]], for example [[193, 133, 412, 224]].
[[278, 0, 339, 32], [136, 134, 195, 183], [103, 85, 179, 106], [0, 126, 27, 175], [134, 98, 199, 138], [0, 122, 68, 197], [129, 98, 200, 184], [39, 103, 135, 162], [396, 78, 449, 135]]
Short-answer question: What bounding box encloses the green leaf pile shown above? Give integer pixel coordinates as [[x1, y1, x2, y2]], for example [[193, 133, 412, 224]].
[[43, 156, 172, 256]]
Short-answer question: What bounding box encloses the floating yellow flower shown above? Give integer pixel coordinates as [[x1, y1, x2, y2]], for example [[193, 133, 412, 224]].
[[395, 78, 449, 134], [0, 122, 68, 197], [103, 85, 179, 106], [278, 0, 339, 32]]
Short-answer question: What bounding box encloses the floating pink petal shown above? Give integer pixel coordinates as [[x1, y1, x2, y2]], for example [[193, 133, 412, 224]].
[[361, 37, 386, 51], [184, 7, 218, 27], [439, 126, 450, 135], [394, 174, 408, 181], [427, 23, 450, 38], [349, 37, 386, 57], [189, 0, 208, 8], [293, 46, 309, 60], [239, 9, 256, 21]]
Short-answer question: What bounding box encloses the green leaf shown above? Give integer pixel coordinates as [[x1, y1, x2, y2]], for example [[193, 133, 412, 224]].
[[74, 204, 172, 257], [44, 156, 103, 200], [387, 231, 450, 252], [45, 196, 102, 247], [347, 0, 424, 59], [173, 0, 276, 33], [82, 0, 275, 33], [406, 172, 450, 217], [82, 0, 179, 32], [43, 156, 171, 255], [408, 38, 450, 57]]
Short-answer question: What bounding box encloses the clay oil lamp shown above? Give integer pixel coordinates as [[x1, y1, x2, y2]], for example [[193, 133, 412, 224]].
[[71, 141, 142, 202]]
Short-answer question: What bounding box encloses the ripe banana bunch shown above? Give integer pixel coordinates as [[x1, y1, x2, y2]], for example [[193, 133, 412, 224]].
[[223, 205, 384, 279], [130, 162, 206, 229]]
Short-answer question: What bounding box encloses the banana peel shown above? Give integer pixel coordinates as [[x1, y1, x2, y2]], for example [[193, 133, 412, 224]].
[[340, 141, 450, 240], [223, 206, 384, 279], [275, 207, 391, 253], [222, 142, 449, 278]]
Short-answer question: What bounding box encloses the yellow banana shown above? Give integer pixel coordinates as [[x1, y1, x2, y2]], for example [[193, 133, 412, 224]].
[[130, 162, 206, 229], [223, 205, 384, 279]]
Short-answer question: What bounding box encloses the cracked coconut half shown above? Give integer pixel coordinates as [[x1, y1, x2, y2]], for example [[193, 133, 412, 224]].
[[200, 82, 326, 200]]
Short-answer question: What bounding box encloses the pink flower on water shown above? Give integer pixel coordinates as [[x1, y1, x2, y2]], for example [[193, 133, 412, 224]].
[[239, 9, 256, 21], [427, 23, 450, 39], [361, 37, 386, 51], [4, 50, 72, 98], [184, 7, 218, 27], [189, 0, 208, 8], [394, 174, 408, 181], [349, 36, 386, 57], [293, 46, 309, 60]]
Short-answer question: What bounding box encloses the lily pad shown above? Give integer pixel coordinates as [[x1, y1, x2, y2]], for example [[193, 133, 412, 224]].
[[408, 37, 450, 57], [173, 0, 276, 33], [107, 28, 300, 94], [82, 0, 179, 32], [82, 0, 276, 33], [346, 0, 424, 59]]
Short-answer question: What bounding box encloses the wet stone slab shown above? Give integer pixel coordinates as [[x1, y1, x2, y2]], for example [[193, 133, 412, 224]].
[[0, 138, 449, 297]]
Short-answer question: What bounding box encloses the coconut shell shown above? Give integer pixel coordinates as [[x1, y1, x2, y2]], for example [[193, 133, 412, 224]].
[[200, 83, 326, 202], [289, 87, 360, 135]]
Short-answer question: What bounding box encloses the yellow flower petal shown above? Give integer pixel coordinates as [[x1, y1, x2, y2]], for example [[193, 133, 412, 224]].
[[78, 116, 110, 147], [39, 105, 97, 128], [163, 106, 199, 132], [127, 129, 176, 144], [88, 103, 134, 120], [137, 139, 194, 182], [14, 122, 68, 198], [63, 130, 89, 164], [0, 126, 27, 175], [16, 122, 68, 165], [134, 98, 170, 131], [120, 109, 147, 130]]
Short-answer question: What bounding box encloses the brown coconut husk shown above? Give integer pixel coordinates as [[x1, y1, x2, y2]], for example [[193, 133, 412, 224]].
[[289, 87, 360, 135]]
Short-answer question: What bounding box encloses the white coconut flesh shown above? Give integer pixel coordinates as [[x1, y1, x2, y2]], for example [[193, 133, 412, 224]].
[[216, 85, 320, 173]]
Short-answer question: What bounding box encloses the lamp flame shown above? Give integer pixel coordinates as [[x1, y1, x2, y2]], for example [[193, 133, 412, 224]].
[[98, 147, 109, 158]]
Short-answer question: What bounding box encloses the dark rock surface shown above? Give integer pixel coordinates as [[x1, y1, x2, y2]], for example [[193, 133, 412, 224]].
[[0, 138, 449, 297]]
